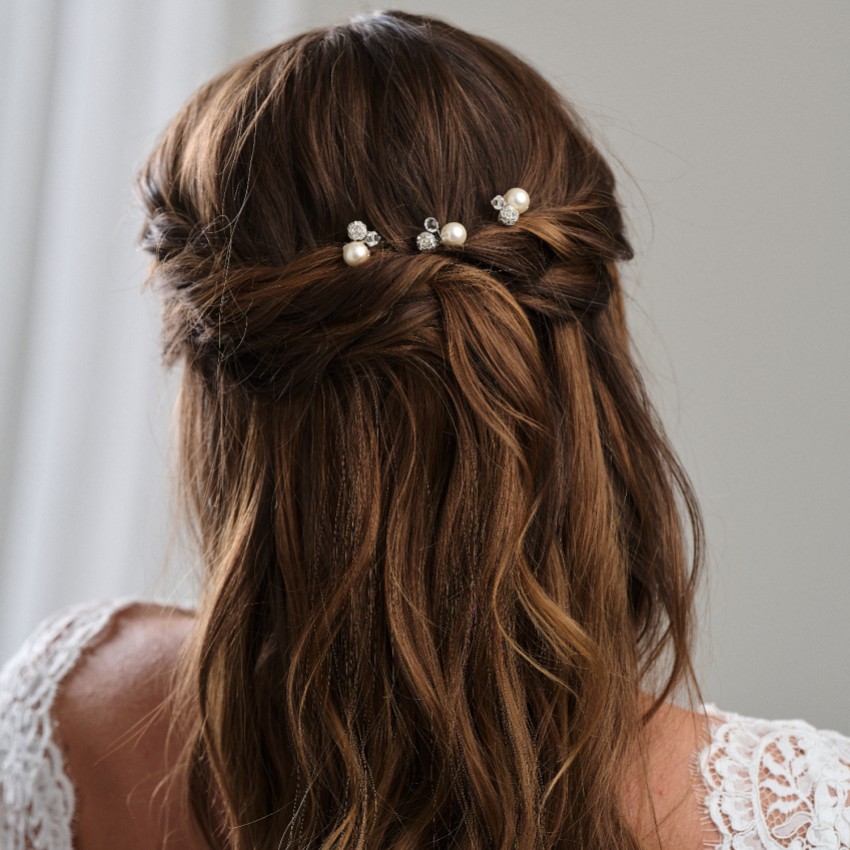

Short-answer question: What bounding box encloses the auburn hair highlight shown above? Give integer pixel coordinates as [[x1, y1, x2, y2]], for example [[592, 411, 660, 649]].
[[138, 10, 704, 849]]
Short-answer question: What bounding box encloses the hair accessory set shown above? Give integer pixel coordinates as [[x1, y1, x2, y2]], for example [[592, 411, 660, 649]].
[[342, 188, 529, 264], [416, 217, 468, 252], [491, 187, 530, 226], [342, 220, 382, 267]]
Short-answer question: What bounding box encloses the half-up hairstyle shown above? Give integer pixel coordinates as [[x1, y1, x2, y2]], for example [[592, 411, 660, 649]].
[[138, 10, 704, 849]]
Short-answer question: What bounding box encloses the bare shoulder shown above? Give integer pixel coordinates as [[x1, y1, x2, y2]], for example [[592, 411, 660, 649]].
[[625, 694, 720, 850], [54, 602, 201, 850], [58, 601, 194, 699]]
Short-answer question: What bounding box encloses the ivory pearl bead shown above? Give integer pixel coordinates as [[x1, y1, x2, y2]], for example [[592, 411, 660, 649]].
[[503, 187, 530, 214], [440, 221, 467, 247], [343, 241, 371, 266]]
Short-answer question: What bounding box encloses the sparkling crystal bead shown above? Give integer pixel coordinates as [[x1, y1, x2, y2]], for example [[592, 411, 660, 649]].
[[491, 195, 506, 210], [498, 205, 520, 226], [364, 231, 381, 247], [417, 231, 440, 251], [347, 220, 368, 241], [424, 217, 440, 233]]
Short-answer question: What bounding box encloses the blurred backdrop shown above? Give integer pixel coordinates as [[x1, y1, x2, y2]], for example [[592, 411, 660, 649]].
[[1, 0, 848, 729]]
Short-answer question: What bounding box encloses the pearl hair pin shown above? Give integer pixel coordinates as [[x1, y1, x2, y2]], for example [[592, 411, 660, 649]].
[[343, 220, 382, 266], [491, 187, 530, 226], [416, 216, 467, 252]]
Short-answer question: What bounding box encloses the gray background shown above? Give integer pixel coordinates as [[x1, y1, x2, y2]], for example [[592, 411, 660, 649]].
[[1, 1, 847, 730]]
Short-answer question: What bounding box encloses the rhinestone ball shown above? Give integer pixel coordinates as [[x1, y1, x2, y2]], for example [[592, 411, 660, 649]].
[[417, 231, 440, 251], [347, 220, 368, 241], [498, 205, 520, 226]]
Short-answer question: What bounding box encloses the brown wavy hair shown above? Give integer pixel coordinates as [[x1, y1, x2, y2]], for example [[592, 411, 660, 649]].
[[137, 10, 703, 849]]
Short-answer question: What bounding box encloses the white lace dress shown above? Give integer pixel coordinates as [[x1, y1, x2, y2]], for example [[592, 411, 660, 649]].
[[1, 601, 849, 850]]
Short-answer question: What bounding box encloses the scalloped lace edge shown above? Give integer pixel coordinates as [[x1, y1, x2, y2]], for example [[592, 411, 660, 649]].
[[0, 599, 138, 850]]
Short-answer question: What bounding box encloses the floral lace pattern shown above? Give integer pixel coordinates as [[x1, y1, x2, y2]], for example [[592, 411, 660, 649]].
[[700, 704, 850, 849], [0, 600, 131, 850]]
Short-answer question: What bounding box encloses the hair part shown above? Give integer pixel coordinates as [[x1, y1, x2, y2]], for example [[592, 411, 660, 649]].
[[138, 10, 703, 849]]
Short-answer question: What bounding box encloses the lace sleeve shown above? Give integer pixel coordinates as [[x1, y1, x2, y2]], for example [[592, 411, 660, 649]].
[[0, 599, 134, 850], [699, 704, 850, 850]]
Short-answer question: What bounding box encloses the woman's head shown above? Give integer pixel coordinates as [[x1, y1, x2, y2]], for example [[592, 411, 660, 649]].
[[138, 11, 702, 849]]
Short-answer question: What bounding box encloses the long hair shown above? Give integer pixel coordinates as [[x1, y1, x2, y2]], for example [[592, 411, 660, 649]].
[[137, 11, 703, 849]]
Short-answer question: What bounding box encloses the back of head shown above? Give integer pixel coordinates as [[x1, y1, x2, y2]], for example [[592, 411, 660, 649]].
[[138, 10, 703, 849]]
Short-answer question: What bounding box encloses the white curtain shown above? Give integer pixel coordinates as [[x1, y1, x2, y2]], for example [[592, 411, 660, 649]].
[[0, 0, 307, 660]]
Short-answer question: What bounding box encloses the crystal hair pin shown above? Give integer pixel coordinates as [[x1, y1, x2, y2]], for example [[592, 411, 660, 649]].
[[343, 220, 382, 266], [491, 187, 530, 226], [416, 217, 467, 252]]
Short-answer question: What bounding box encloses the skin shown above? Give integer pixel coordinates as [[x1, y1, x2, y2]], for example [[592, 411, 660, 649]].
[[55, 603, 201, 850], [625, 694, 719, 850], [55, 604, 721, 850]]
